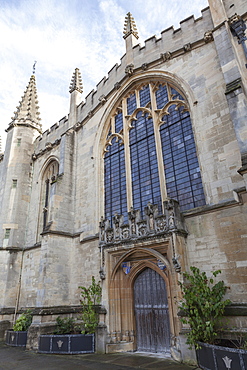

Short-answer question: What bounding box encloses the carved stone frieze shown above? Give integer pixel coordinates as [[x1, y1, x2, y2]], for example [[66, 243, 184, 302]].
[[137, 220, 147, 236], [229, 14, 247, 65], [144, 202, 158, 232], [229, 13, 241, 25], [128, 207, 140, 236], [155, 215, 167, 232], [161, 52, 171, 61], [121, 224, 130, 239], [114, 82, 121, 90], [106, 228, 114, 243], [45, 142, 53, 150], [113, 213, 123, 239], [204, 31, 213, 43], [125, 64, 134, 76], [99, 199, 186, 246], [183, 43, 192, 52], [73, 122, 82, 131], [99, 95, 107, 104]]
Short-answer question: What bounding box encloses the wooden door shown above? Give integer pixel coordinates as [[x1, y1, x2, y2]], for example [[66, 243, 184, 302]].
[[134, 268, 170, 353]]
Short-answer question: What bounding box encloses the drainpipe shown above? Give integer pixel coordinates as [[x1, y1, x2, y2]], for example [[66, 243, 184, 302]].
[[13, 248, 24, 323]]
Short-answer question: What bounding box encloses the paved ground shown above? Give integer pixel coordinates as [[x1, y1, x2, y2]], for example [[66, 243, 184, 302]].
[[0, 342, 200, 370]]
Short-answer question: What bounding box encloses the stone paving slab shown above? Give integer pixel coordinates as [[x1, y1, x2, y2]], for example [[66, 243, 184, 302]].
[[0, 342, 199, 369]]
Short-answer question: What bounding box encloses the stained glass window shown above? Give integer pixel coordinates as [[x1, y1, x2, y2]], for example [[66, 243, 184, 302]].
[[129, 111, 162, 215], [155, 84, 169, 109], [104, 81, 205, 222], [160, 104, 205, 211], [104, 137, 127, 224], [139, 85, 151, 107], [115, 112, 123, 133], [127, 93, 137, 115]]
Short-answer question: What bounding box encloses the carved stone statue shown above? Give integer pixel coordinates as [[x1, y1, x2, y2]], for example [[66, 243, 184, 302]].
[[99, 216, 106, 242]]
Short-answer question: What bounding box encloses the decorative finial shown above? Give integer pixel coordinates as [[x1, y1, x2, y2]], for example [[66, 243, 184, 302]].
[[33, 61, 37, 75], [7, 74, 42, 134], [123, 12, 139, 40], [69, 68, 83, 94]]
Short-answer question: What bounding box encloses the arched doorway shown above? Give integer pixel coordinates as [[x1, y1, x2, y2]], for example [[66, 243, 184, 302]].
[[134, 268, 170, 353]]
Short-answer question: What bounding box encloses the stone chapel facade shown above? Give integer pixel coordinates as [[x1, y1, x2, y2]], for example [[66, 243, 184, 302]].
[[0, 0, 247, 363]]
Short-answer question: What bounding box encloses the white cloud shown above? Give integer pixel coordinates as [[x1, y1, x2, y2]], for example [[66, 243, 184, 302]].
[[0, 0, 208, 150]]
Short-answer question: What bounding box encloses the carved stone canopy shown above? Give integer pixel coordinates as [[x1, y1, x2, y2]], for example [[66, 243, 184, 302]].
[[99, 199, 186, 246]]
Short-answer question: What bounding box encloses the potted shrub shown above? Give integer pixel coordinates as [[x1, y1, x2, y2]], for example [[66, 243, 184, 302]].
[[6, 309, 32, 347], [39, 276, 102, 354], [38, 316, 95, 354], [79, 275, 102, 335], [179, 266, 247, 370]]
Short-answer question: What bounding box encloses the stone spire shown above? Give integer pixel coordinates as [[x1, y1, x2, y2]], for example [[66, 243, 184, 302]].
[[7, 74, 42, 133], [123, 12, 139, 40], [123, 13, 139, 65], [69, 68, 83, 94], [69, 68, 83, 126]]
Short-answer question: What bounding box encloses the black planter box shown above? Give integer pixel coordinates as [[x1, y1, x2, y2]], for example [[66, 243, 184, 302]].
[[197, 341, 247, 370], [38, 333, 94, 354], [5, 330, 27, 347]]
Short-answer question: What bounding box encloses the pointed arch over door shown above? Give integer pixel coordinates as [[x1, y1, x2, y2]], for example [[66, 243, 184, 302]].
[[134, 268, 170, 353]]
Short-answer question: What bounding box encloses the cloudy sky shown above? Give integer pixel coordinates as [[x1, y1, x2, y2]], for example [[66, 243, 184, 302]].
[[0, 0, 209, 150]]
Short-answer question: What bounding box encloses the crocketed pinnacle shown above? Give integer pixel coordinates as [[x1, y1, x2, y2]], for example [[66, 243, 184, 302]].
[[123, 12, 139, 40], [8, 75, 42, 133], [69, 68, 83, 94]]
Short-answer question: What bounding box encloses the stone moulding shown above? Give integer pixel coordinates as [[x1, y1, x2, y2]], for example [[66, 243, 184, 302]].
[[225, 78, 242, 95], [99, 199, 186, 247], [0, 305, 106, 317]]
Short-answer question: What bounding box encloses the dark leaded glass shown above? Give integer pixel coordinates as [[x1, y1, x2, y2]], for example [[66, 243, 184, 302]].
[[139, 85, 151, 107], [160, 105, 205, 211], [107, 126, 111, 139], [129, 111, 162, 215], [155, 84, 169, 109], [170, 87, 184, 101], [127, 93, 137, 115], [104, 137, 127, 224], [115, 112, 123, 133]]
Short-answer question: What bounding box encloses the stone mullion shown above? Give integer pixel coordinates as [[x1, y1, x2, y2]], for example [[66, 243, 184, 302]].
[[135, 89, 140, 108], [110, 116, 115, 134], [122, 98, 133, 211], [149, 83, 167, 206]]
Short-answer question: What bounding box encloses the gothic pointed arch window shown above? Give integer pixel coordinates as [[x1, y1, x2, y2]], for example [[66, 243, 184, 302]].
[[37, 159, 59, 239], [103, 80, 205, 223], [104, 110, 127, 224]]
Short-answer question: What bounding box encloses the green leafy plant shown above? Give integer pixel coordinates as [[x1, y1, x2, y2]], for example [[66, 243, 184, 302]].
[[13, 309, 32, 331], [54, 316, 76, 335], [179, 266, 231, 349], [79, 276, 102, 334]]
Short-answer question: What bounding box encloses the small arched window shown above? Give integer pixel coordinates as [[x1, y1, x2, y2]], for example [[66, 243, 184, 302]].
[[39, 160, 59, 234]]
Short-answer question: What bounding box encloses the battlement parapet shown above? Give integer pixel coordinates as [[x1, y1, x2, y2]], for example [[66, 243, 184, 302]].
[[34, 6, 215, 152], [34, 116, 68, 152], [76, 7, 214, 124]]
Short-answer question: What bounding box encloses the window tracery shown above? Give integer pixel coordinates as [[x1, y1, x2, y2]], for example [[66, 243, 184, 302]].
[[103, 80, 205, 223], [37, 160, 59, 239]]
